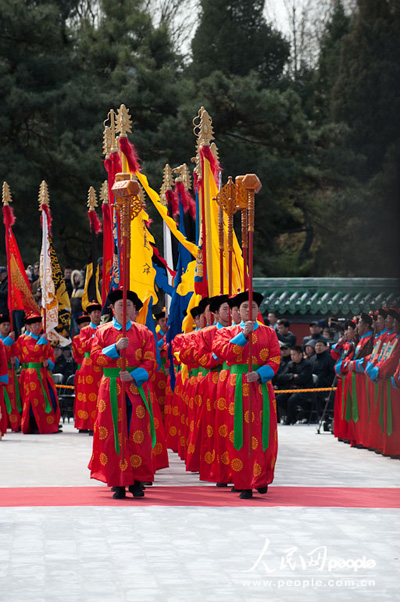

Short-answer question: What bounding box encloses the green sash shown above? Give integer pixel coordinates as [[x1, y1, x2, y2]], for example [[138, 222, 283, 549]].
[[386, 379, 393, 436], [3, 388, 12, 415], [77, 363, 82, 371], [103, 367, 156, 455], [26, 362, 52, 414], [230, 363, 270, 452], [344, 372, 358, 423], [84, 352, 90, 358]]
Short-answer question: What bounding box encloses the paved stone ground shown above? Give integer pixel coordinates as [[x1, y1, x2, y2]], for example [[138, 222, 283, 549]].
[[1, 424, 400, 601]]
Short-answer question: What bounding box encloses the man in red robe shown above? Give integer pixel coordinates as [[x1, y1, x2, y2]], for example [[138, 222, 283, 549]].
[[212, 291, 281, 499], [16, 313, 61, 434], [88, 289, 157, 499], [0, 314, 21, 431], [0, 337, 9, 437], [74, 301, 102, 432]]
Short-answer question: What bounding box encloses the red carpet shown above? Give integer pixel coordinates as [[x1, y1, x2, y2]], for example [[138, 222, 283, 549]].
[[0, 486, 399, 508]]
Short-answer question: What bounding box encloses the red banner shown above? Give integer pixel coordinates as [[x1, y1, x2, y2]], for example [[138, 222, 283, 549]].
[[7, 228, 40, 314]]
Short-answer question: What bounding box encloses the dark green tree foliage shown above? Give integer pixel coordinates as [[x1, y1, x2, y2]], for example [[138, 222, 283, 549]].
[[315, 1, 351, 123], [0, 0, 398, 279], [190, 0, 289, 85], [333, 0, 400, 176]]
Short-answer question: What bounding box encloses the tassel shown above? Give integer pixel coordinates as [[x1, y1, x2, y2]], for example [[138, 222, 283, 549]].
[[88, 210, 102, 235], [119, 136, 141, 173], [175, 181, 196, 218], [200, 146, 222, 184], [2, 205, 16, 229], [165, 189, 179, 217]]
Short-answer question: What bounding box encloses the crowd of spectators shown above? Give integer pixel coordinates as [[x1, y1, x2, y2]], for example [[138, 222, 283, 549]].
[[262, 313, 340, 425]]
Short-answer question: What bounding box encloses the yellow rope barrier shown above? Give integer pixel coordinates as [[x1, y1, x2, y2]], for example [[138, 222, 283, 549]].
[[54, 384, 337, 393], [274, 387, 337, 394]]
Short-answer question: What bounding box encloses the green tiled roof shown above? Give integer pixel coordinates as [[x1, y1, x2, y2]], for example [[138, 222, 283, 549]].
[[253, 278, 400, 316]]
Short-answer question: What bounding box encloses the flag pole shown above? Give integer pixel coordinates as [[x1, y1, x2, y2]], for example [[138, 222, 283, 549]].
[[236, 174, 262, 458], [213, 176, 237, 296], [38, 181, 51, 335], [111, 173, 142, 458], [2, 183, 14, 333]]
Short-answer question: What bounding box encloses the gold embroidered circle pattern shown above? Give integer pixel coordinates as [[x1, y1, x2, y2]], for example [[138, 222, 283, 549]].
[[136, 405, 146, 419], [99, 426, 108, 440], [130, 454, 142, 468], [231, 458, 243, 472], [133, 430, 144, 444]]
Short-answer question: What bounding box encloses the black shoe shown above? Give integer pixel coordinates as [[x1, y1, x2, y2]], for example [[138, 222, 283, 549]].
[[142, 482, 152, 486], [216, 483, 228, 487], [239, 489, 253, 499], [88, 430, 94, 436], [231, 487, 243, 492], [78, 429, 89, 433], [129, 482, 145, 498], [257, 486, 268, 494], [112, 487, 126, 499], [110, 487, 117, 492]]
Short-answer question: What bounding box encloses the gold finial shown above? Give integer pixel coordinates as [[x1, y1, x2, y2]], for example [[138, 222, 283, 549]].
[[116, 104, 132, 137], [173, 164, 192, 190], [103, 125, 112, 158], [87, 186, 98, 211], [160, 164, 173, 205], [38, 180, 50, 209], [100, 181, 109, 204], [2, 182, 12, 206], [192, 106, 214, 148], [103, 109, 118, 153]]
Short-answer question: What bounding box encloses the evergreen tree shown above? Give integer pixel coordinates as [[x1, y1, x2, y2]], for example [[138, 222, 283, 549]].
[[333, 0, 400, 176], [190, 0, 289, 85]]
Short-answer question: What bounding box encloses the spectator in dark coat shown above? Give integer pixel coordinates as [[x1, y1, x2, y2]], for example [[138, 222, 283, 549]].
[[277, 319, 297, 347], [273, 343, 292, 389], [310, 340, 335, 388], [302, 321, 330, 349], [276, 345, 314, 424]]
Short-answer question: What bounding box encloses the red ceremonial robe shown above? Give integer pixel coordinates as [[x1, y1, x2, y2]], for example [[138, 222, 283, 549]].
[[212, 323, 281, 490], [0, 335, 21, 431], [0, 342, 9, 436], [16, 333, 60, 434], [74, 323, 102, 430], [88, 319, 157, 487]]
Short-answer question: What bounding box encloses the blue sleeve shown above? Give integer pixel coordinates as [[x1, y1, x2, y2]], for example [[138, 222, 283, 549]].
[[256, 364, 275, 384], [3, 336, 14, 347], [14, 358, 20, 369], [102, 344, 120, 359], [37, 337, 48, 346], [354, 359, 365, 373], [0, 373, 9, 385], [157, 338, 165, 349], [230, 332, 248, 347], [335, 360, 343, 377], [129, 367, 149, 386], [212, 353, 219, 361], [391, 376, 400, 390], [47, 359, 54, 371], [368, 366, 379, 381]]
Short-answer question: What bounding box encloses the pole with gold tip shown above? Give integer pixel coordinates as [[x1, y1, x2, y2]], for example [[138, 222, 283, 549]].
[[111, 174, 142, 457], [2, 182, 14, 333], [236, 174, 262, 458], [38, 180, 51, 335]]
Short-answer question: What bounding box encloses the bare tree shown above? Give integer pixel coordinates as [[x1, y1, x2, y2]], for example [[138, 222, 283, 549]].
[[145, 0, 199, 57]]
